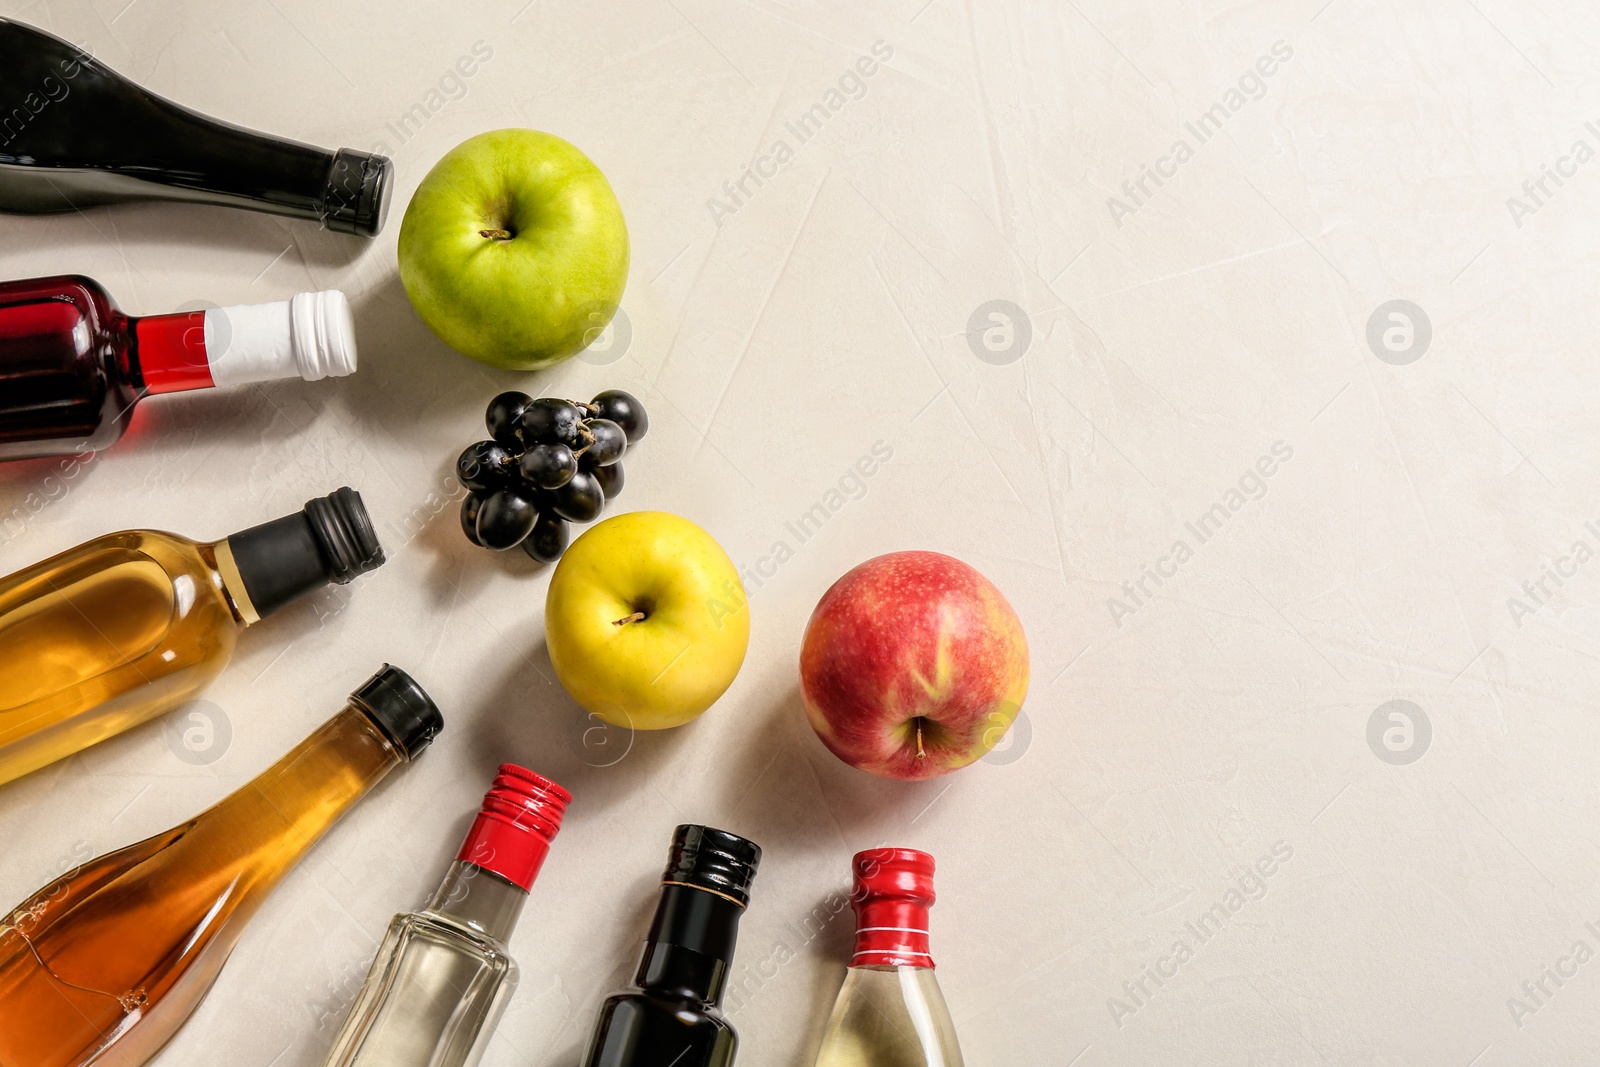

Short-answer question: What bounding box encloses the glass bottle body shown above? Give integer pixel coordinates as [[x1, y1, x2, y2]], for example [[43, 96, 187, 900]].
[[0, 705, 404, 1067], [0, 274, 141, 459], [323, 862, 526, 1067], [583, 978, 738, 1067], [0, 18, 390, 234], [0, 274, 360, 462], [582, 884, 746, 1067], [813, 965, 964, 1067], [0, 528, 245, 785]]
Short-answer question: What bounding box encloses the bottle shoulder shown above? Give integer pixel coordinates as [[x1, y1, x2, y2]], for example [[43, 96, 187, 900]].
[[390, 909, 515, 962], [585, 990, 737, 1067], [69, 530, 242, 621], [815, 966, 963, 1067], [600, 987, 735, 1032]]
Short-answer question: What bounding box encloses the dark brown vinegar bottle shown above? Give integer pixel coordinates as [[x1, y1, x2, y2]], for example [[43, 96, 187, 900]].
[[580, 825, 762, 1067], [0, 18, 391, 234]]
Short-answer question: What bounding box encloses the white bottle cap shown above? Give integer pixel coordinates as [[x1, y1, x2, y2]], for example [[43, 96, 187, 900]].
[[203, 290, 359, 386]]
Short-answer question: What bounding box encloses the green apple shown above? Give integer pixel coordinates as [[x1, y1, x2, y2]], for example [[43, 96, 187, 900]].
[[398, 129, 629, 370], [546, 512, 749, 731]]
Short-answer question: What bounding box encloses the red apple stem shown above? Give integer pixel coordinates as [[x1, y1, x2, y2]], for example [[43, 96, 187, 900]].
[[915, 719, 926, 760], [479, 228, 513, 240], [613, 612, 646, 626]]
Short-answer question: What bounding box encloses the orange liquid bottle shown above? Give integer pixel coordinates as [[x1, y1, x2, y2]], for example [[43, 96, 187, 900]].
[[0, 664, 443, 1067]]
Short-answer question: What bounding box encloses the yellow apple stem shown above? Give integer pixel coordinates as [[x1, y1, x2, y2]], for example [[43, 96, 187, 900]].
[[915, 719, 926, 759], [478, 228, 513, 240], [613, 612, 646, 626]]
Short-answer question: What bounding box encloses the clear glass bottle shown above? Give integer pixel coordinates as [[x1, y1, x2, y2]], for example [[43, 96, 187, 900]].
[[813, 849, 964, 1067], [580, 825, 763, 1067], [0, 664, 444, 1067], [0, 486, 385, 785], [0, 274, 358, 461], [0, 18, 391, 234], [321, 764, 571, 1067]]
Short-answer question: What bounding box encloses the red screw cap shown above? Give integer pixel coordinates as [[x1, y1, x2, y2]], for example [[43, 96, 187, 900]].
[[851, 847, 936, 969], [455, 763, 571, 891]]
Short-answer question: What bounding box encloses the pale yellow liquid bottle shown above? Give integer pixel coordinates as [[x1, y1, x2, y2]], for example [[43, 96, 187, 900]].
[[813, 849, 964, 1067], [0, 487, 383, 785]]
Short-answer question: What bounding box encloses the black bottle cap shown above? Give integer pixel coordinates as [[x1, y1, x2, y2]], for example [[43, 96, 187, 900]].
[[662, 824, 762, 907], [228, 487, 385, 618], [303, 487, 385, 581], [321, 149, 392, 237], [349, 664, 443, 760]]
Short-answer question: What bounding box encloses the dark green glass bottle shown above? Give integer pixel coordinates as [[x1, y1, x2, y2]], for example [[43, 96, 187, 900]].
[[0, 18, 390, 234]]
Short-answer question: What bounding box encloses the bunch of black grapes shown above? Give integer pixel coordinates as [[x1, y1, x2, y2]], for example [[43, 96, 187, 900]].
[[457, 389, 648, 563]]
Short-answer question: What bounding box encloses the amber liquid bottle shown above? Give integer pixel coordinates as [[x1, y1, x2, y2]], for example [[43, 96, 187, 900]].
[[0, 486, 384, 786], [0, 664, 443, 1067]]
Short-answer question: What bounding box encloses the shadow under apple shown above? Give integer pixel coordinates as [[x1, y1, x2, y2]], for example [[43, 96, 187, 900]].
[[462, 637, 697, 810], [716, 682, 949, 849]]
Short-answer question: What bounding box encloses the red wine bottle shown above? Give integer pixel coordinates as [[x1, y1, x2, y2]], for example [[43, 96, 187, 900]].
[[580, 825, 762, 1067], [0, 274, 356, 461], [0, 18, 390, 235]]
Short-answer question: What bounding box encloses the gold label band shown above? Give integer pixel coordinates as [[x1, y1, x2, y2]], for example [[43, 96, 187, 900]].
[[659, 880, 748, 908], [213, 539, 260, 625]]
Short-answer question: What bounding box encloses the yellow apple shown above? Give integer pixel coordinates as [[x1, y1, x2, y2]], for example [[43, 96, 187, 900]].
[[545, 511, 749, 730]]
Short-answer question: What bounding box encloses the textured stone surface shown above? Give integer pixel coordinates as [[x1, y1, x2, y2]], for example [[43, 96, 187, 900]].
[[0, 1, 1594, 1063]]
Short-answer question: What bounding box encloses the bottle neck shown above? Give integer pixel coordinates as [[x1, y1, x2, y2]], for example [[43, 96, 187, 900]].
[[426, 861, 528, 944], [852, 896, 934, 970], [199, 704, 403, 886], [213, 525, 326, 622], [0, 22, 391, 234], [133, 310, 212, 394], [132, 292, 356, 396], [635, 884, 745, 1006]]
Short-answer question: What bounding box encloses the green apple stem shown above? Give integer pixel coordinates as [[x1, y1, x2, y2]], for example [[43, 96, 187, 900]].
[[613, 612, 646, 626], [478, 228, 514, 240]]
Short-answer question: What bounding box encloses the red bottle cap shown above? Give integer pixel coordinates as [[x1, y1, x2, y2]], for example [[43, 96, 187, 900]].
[[851, 848, 936, 969], [455, 764, 571, 892]]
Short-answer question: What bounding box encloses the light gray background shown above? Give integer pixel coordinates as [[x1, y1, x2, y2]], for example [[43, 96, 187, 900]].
[[0, 1, 1596, 1064]]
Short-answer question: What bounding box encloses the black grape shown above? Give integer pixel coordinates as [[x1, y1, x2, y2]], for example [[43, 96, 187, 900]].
[[592, 461, 624, 500], [583, 419, 627, 467], [475, 489, 537, 549], [591, 389, 648, 443], [551, 470, 604, 523], [456, 440, 514, 492], [522, 513, 570, 563], [518, 443, 578, 490], [485, 391, 532, 448]]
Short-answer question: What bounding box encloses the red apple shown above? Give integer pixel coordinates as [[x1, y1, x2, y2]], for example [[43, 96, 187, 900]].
[[799, 551, 1029, 780]]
